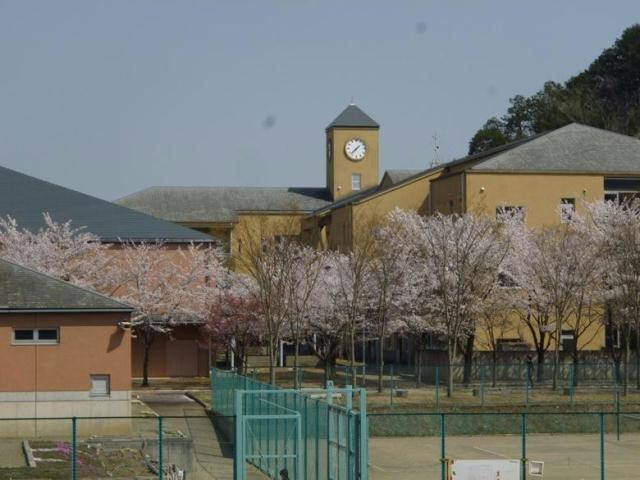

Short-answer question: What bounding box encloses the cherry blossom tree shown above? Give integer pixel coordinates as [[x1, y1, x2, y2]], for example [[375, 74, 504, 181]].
[[420, 212, 509, 397], [0, 213, 109, 287], [368, 209, 423, 392], [204, 271, 263, 375], [328, 246, 374, 387], [579, 199, 640, 394], [307, 257, 350, 385], [240, 235, 299, 385], [103, 241, 222, 386], [284, 243, 324, 388]]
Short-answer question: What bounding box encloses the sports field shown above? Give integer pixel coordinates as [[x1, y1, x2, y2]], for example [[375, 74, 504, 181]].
[[370, 432, 640, 480]]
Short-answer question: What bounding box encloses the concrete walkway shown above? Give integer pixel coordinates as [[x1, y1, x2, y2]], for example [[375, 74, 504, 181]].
[[137, 391, 265, 480]]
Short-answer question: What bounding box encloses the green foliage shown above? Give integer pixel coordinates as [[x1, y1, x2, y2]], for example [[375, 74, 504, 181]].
[[468, 24, 640, 155]]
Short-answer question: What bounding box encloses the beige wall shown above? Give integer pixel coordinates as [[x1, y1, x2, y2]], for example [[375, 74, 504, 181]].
[[465, 172, 604, 226], [430, 173, 464, 215], [327, 127, 379, 200]]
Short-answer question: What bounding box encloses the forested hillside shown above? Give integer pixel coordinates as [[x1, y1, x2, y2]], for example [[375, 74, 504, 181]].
[[468, 25, 640, 155]]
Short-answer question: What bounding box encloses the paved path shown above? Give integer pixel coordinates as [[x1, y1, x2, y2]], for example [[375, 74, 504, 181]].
[[138, 391, 265, 480]]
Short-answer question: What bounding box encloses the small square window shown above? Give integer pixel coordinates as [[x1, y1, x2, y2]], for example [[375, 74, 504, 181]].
[[351, 173, 362, 191], [13, 329, 34, 342], [90, 375, 111, 397], [37, 329, 59, 343]]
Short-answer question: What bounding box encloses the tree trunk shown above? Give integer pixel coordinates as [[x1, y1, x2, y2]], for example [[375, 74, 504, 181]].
[[350, 323, 357, 387], [447, 339, 455, 397], [491, 349, 498, 388], [268, 339, 277, 385], [624, 332, 631, 396], [142, 343, 151, 387], [462, 335, 474, 386], [536, 349, 545, 383], [377, 335, 384, 393], [552, 323, 561, 391], [415, 346, 423, 388], [293, 336, 300, 390]]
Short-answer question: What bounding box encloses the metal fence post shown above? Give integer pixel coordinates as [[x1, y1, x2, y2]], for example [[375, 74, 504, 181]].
[[616, 390, 621, 441], [359, 389, 369, 480], [71, 416, 77, 480], [158, 416, 163, 480], [521, 412, 527, 480], [435, 366, 440, 410], [480, 365, 485, 407], [440, 413, 446, 480], [390, 365, 394, 408], [525, 364, 530, 408], [600, 412, 605, 480]]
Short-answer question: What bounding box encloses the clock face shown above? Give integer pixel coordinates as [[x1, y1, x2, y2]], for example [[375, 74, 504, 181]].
[[345, 138, 366, 161]]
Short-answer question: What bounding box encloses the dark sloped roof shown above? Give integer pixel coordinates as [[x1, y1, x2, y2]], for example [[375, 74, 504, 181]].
[[116, 186, 332, 223], [0, 257, 131, 312], [383, 169, 424, 185], [327, 104, 379, 129], [468, 123, 640, 172], [0, 165, 213, 243]]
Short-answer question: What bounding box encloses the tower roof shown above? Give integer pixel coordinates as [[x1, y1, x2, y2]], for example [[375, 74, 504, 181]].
[[326, 104, 379, 130]]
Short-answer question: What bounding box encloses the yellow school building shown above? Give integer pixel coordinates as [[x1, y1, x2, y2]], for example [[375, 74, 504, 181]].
[[117, 104, 640, 358]]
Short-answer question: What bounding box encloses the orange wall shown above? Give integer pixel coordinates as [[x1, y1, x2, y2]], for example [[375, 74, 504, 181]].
[[131, 325, 210, 377], [0, 312, 131, 392]]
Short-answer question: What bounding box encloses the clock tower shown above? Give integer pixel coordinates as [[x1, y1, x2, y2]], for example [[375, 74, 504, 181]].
[[326, 104, 380, 201]]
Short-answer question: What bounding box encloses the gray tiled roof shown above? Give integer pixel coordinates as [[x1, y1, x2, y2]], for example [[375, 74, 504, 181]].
[[384, 169, 424, 185], [0, 165, 213, 243], [0, 258, 131, 312], [116, 186, 332, 223], [469, 123, 640, 172], [327, 105, 379, 129]]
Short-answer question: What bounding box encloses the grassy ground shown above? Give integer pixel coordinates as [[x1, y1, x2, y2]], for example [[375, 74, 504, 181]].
[[203, 367, 640, 414], [0, 441, 152, 479]]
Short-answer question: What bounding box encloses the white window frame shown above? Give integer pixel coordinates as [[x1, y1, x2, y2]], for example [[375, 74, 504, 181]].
[[12, 328, 59, 345], [90, 374, 111, 397], [351, 173, 362, 191]]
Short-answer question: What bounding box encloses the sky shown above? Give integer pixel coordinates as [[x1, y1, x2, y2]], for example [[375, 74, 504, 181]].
[[0, 1, 639, 201]]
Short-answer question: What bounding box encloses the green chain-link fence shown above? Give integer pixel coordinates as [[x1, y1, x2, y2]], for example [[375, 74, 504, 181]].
[[211, 368, 369, 480]]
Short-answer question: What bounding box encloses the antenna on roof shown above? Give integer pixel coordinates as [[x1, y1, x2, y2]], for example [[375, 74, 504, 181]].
[[430, 133, 440, 168]]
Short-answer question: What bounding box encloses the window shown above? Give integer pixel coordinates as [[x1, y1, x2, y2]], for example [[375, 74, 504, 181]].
[[351, 173, 361, 191], [560, 198, 575, 223], [90, 375, 111, 397], [604, 178, 640, 204], [12, 328, 59, 345]]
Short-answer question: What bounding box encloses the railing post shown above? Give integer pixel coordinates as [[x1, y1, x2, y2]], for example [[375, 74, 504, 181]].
[[440, 413, 446, 480], [480, 365, 485, 407], [234, 390, 244, 480], [600, 412, 605, 480], [158, 416, 163, 480], [390, 365, 394, 408], [435, 366, 440, 410], [521, 412, 527, 480], [525, 364, 530, 408], [71, 416, 77, 480], [359, 389, 369, 480]]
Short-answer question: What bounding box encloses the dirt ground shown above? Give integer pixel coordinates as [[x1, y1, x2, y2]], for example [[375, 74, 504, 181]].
[[370, 432, 640, 480]]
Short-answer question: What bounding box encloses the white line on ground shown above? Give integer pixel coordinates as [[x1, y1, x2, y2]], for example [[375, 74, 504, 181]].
[[472, 446, 510, 459]]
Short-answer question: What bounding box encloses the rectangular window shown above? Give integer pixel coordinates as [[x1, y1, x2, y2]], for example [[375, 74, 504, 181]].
[[560, 198, 575, 223], [351, 173, 362, 191], [12, 328, 59, 345], [90, 375, 111, 397]]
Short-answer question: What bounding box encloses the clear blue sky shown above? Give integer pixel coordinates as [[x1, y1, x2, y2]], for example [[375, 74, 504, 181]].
[[1, 1, 638, 200]]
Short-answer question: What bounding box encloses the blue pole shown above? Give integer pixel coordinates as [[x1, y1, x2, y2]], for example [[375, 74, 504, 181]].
[[158, 416, 163, 480]]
